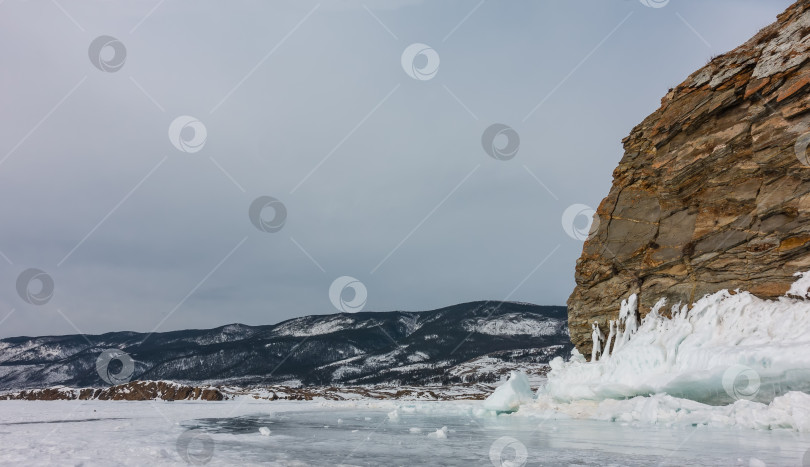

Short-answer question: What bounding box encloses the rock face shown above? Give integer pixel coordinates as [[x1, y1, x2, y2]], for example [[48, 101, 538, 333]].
[[568, 0, 810, 356]]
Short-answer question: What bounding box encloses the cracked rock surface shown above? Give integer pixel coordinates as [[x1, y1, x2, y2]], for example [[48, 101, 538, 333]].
[[568, 0, 810, 356]]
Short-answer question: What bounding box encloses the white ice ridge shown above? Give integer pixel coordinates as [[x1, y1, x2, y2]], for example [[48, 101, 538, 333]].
[[483, 271, 810, 430], [517, 390, 810, 432], [543, 274, 810, 405]]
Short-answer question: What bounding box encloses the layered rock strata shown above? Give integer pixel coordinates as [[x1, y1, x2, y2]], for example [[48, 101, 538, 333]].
[[568, 0, 810, 356]]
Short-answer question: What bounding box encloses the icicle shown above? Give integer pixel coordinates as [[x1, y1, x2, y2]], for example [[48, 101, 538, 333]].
[[591, 321, 605, 362], [613, 298, 628, 352], [603, 320, 616, 358], [623, 294, 639, 335], [614, 293, 639, 352]]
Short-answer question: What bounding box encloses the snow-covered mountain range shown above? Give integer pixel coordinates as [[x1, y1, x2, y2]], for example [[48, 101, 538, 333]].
[[0, 301, 572, 390]]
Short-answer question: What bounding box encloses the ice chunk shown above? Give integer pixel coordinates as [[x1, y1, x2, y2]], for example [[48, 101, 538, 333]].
[[427, 426, 448, 439], [409, 427, 421, 433], [483, 371, 535, 412], [387, 409, 399, 422], [258, 427, 271, 436]]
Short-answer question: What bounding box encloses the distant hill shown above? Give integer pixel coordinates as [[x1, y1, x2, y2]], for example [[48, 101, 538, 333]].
[[0, 301, 572, 390]]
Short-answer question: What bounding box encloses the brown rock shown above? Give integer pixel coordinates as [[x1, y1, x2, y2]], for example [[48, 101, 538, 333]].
[[568, 0, 810, 357], [0, 381, 225, 401]]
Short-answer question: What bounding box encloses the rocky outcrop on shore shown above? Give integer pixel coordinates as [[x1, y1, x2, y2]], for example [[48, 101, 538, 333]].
[[0, 379, 550, 402], [0, 381, 224, 401], [568, 0, 810, 355]]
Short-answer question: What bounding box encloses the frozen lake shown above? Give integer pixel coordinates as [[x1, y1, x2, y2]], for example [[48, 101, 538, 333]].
[[1, 400, 809, 466]]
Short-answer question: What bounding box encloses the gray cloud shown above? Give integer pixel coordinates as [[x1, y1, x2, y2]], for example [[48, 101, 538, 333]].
[[0, 0, 792, 337]]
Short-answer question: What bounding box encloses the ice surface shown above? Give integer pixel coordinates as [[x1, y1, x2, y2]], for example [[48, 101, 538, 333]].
[[482, 371, 534, 412], [1, 400, 808, 465]]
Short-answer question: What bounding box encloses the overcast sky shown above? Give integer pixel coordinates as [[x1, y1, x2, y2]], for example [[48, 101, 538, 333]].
[[0, 0, 793, 337]]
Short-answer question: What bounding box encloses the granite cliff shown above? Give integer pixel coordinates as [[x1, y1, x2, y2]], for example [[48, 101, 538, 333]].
[[568, 0, 810, 356]]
